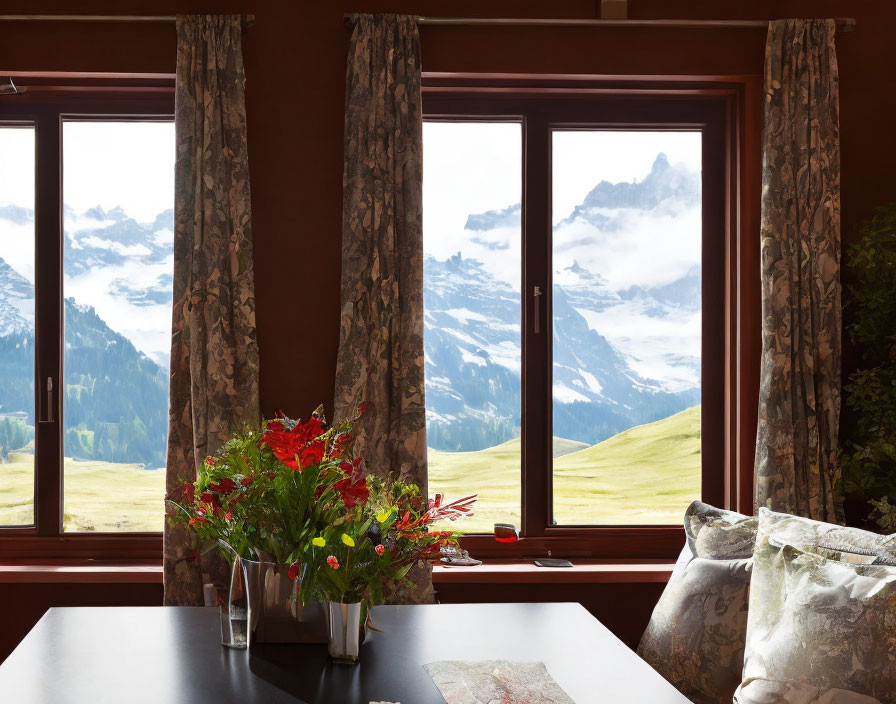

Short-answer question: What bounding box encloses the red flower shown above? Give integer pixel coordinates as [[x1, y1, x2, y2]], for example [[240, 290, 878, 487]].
[[200, 492, 222, 511], [338, 457, 363, 476], [205, 456, 218, 466], [288, 562, 301, 581], [298, 440, 326, 469], [274, 409, 286, 419], [335, 432, 353, 446], [333, 474, 369, 508], [374, 544, 385, 556], [181, 483, 195, 503], [208, 478, 237, 494], [263, 415, 327, 471], [266, 420, 284, 432], [224, 512, 233, 523], [240, 476, 254, 487], [327, 556, 340, 570]]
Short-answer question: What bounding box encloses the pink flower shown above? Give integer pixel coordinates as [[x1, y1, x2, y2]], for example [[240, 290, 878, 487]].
[[326, 555, 340, 570]]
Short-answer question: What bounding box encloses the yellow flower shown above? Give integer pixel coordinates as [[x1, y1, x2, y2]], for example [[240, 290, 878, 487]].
[[376, 507, 395, 523], [341, 534, 355, 547], [311, 536, 326, 547]]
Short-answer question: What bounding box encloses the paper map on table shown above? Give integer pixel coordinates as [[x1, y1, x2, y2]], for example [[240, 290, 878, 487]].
[[424, 661, 575, 704]]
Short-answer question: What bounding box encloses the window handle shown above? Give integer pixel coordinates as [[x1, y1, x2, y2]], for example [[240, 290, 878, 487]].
[[41, 376, 55, 423], [533, 285, 543, 334]]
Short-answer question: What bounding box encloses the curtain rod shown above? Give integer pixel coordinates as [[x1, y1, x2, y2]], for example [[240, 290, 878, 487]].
[[343, 14, 857, 33], [0, 14, 256, 28]]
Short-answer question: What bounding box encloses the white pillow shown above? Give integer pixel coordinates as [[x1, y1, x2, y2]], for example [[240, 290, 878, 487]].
[[638, 501, 757, 704], [734, 508, 896, 704]]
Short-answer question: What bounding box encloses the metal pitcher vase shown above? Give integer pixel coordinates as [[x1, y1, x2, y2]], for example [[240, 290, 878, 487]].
[[218, 541, 327, 645], [325, 600, 364, 664]]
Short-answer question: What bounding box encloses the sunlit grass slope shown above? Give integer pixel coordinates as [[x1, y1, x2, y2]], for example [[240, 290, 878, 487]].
[[429, 405, 701, 533], [0, 451, 165, 531], [0, 406, 700, 534]]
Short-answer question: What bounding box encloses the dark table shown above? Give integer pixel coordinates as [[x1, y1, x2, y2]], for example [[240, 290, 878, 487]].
[[0, 602, 691, 703]]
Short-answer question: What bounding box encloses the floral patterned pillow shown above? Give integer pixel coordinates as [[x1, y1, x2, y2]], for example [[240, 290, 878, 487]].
[[638, 501, 758, 704], [734, 508, 896, 704]]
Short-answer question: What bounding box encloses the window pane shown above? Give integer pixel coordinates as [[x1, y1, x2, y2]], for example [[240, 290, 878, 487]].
[[62, 121, 173, 532], [551, 130, 702, 525], [423, 121, 522, 533], [0, 125, 36, 527]]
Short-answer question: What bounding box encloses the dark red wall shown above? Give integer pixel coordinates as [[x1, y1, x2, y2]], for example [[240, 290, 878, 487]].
[[0, 0, 893, 659]]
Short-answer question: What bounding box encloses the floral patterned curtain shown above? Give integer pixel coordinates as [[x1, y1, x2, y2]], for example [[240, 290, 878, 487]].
[[334, 14, 432, 603], [163, 14, 261, 605], [755, 19, 843, 523]]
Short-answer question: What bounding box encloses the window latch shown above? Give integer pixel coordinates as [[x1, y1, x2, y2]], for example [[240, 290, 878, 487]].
[[41, 376, 55, 424], [533, 285, 543, 334]]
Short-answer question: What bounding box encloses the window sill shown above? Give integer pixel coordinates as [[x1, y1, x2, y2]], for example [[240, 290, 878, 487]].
[[432, 559, 675, 585], [0, 559, 675, 586], [0, 562, 162, 584]]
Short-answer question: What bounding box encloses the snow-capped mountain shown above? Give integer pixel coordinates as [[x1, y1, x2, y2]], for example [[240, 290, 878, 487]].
[[0, 202, 173, 468], [0, 257, 33, 337], [424, 152, 702, 451]]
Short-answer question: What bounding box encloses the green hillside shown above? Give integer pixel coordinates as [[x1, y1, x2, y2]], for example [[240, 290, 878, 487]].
[[0, 451, 165, 531], [0, 406, 700, 534], [429, 405, 701, 532]]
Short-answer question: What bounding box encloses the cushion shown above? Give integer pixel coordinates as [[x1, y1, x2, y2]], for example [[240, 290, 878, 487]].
[[734, 508, 896, 704], [638, 501, 758, 704]]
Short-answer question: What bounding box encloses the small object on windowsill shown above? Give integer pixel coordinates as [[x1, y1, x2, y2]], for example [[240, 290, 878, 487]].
[[439, 545, 482, 567], [534, 558, 574, 568], [493, 523, 519, 543]]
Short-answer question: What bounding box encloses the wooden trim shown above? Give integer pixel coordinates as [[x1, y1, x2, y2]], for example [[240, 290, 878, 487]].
[[458, 526, 686, 560], [0, 562, 162, 584], [433, 559, 674, 585], [0, 535, 162, 561]]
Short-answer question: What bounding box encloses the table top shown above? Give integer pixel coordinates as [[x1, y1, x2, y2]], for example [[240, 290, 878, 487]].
[[0, 603, 691, 704]]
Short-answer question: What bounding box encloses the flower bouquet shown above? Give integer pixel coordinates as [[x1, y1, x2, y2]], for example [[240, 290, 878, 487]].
[[304, 478, 477, 661], [166, 404, 476, 656]]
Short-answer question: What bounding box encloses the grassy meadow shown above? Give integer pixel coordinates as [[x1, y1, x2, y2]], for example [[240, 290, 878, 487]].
[[429, 405, 701, 532], [0, 406, 700, 533], [0, 451, 165, 531]]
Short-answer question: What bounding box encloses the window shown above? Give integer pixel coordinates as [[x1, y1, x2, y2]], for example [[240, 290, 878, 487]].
[[423, 121, 523, 533], [0, 88, 174, 549], [424, 90, 733, 557], [0, 124, 36, 528], [550, 130, 701, 526], [61, 121, 173, 532]]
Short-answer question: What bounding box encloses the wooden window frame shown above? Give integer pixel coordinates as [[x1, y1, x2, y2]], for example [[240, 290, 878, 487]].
[[423, 77, 761, 560], [0, 79, 173, 562]]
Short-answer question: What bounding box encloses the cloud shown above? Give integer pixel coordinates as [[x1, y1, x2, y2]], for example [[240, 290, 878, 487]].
[[64, 253, 173, 364], [78, 236, 152, 257], [152, 228, 174, 247], [553, 201, 701, 291]]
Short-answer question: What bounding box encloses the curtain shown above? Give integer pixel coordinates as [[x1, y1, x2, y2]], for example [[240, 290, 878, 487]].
[[334, 14, 431, 604], [163, 14, 261, 605], [755, 19, 843, 523]]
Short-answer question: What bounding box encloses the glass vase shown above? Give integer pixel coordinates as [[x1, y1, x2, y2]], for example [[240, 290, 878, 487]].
[[220, 554, 249, 648]]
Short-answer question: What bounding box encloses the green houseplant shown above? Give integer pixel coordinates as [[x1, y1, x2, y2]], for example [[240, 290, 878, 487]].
[[841, 204, 896, 532]]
